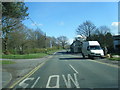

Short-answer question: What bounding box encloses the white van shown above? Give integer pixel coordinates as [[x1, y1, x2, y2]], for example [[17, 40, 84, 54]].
[[81, 41, 104, 58]]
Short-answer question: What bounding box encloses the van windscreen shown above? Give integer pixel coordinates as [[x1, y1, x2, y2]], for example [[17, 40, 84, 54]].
[[89, 46, 101, 50]]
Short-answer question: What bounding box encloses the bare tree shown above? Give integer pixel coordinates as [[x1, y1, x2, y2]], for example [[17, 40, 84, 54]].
[[76, 21, 96, 39], [57, 36, 68, 49], [96, 26, 110, 35]]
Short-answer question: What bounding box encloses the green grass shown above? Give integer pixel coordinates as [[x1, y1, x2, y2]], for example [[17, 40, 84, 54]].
[[0, 60, 15, 64], [111, 53, 120, 56], [1, 49, 61, 59], [2, 53, 48, 59], [109, 57, 120, 61]]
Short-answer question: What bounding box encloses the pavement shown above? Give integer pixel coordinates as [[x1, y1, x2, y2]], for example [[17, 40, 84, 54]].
[[1, 51, 120, 89]]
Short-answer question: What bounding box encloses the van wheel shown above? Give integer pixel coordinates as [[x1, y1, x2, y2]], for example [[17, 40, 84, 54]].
[[88, 55, 92, 59], [82, 53, 85, 58]]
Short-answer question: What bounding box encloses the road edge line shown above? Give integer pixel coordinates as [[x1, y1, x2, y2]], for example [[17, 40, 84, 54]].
[[90, 60, 119, 68]]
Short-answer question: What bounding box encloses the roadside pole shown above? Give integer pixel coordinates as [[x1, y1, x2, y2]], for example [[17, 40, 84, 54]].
[[45, 33, 47, 54]]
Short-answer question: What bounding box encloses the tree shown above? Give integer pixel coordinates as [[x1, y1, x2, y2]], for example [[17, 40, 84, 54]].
[[2, 2, 28, 19], [57, 36, 68, 49], [50, 37, 58, 47], [76, 21, 96, 40], [2, 2, 28, 54], [96, 26, 110, 35], [7, 24, 29, 54], [104, 33, 114, 53], [90, 32, 114, 53]]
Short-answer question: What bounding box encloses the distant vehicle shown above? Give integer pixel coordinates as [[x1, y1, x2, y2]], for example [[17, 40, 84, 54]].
[[81, 41, 104, 58]]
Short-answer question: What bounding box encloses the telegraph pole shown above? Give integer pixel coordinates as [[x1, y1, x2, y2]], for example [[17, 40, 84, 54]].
[[45, 33, 47, 53]]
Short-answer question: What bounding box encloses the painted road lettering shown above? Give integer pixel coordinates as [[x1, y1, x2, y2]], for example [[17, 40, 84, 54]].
[[69, 64, 79, 74], [62, 73, 80, 88], [31, 77, 40, 88], [46, 75, 60, 88], [18, 73, 80, 88], [19, 77, 34, 88]]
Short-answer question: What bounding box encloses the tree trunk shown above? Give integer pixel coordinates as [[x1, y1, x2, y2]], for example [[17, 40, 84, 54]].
[[4, 34, 9, 55]]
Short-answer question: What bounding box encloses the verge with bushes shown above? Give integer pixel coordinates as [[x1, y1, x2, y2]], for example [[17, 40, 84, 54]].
[[2, 47, 62, 59]]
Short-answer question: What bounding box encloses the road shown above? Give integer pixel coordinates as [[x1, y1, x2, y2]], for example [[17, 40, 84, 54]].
[[10, 51, 119, 89]]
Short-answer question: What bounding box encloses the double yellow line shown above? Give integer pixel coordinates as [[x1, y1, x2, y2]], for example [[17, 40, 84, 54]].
[[9, 62, 46, 88]]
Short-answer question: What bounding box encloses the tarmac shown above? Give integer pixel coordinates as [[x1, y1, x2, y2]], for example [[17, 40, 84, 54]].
[[1, 54, 119, 89]]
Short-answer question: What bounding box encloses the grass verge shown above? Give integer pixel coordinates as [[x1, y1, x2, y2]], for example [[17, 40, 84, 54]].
[[2, 53, 48, 59], [0, 60, 16, 64], [2, 49, 61, 59], [47, 50, 58, 55], [109, 57, 120, 61]]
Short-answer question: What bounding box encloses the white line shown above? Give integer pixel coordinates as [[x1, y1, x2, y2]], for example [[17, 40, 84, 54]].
[[62, 73, 80, 88], [3, 73, 12, 88], [53, 52, 57, 55], [69, 64, 79, 74], [19, 78, 34, 88], [31, 77, 40, 88]]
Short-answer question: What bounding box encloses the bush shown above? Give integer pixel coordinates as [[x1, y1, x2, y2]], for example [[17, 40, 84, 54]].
[[24, 47, 59, 54], [5, 47, 60, 55]]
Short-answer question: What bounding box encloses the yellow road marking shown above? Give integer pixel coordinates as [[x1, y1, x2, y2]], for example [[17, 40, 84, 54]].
[[9, 62, 46, 88], [90, 60, 119, 68]]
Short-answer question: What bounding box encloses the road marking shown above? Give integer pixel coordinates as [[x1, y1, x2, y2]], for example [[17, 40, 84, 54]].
[[69, 64, 79, 74], [62, 73, 80, 88], [9, 62, 46, 88], [31, 77, 40, 88], [19, 78, 34, 88], [90, 60, 120, 68], [3, 72, 12, 88], [46, 75, 59, 88], [53, 52, 57, 55]]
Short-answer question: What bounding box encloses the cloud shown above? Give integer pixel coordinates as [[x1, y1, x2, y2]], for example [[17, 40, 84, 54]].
[[68, 38, 74, 44], [31, 22, 43, 26], [111, 22, 120, 27], [111, 22, 120, 35]]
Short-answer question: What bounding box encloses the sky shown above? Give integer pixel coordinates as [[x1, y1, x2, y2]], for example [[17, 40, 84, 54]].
[[23, 2, 118, 44]]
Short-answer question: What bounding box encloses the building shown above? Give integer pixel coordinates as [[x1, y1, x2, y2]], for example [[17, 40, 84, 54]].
[[70, 35, 86, 53], [70, 40, 82, 53], [113, 35, 120, 52]]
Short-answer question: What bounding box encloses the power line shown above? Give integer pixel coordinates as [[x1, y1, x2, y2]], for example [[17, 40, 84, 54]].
[[27, 16, 45, 35]]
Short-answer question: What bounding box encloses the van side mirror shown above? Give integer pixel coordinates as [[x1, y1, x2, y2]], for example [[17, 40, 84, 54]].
[[87, 47, 90, 51]]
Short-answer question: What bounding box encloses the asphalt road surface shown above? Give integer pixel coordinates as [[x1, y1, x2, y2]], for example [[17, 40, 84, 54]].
[[10, 51, 119, 89]]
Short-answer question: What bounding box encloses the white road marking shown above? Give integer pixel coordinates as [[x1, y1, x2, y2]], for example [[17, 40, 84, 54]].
[[69, 64, 79, 74], [19, 78, 34, 88], [62, 73, 80, 88], [53, 52, 57, 55], [46, 75, 60, 88], [31, 77, 40, 88]]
